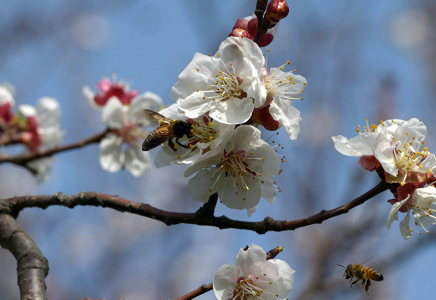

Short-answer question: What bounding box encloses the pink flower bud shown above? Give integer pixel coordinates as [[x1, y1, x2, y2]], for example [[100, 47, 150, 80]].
[[93, 78, 139, 106], [0, 102, 14, 122], [265, 0, 289, 25], [251, 105, 280, 131]]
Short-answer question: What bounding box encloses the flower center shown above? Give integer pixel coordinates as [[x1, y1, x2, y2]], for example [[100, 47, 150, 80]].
[[393, 133, 432, 184], [189, 116, 216, 145], [111, 122, 145, 146], [196, 54, 246, 102], [232, 274, 280, 300]]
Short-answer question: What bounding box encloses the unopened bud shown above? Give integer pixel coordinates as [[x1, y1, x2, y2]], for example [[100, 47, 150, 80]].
[[265, 0, 289, 25], [229, 28, 252, 39], [251, 105, 280, 131]]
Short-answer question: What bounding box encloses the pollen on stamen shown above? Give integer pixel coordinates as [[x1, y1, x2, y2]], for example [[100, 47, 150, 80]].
[[177, 155, 181, 159]]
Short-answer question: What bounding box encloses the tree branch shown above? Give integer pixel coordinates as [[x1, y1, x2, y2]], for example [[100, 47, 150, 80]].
[[253, 0, 268, 44], [0, 180, 389, 234], [0, 129, 109, 166], [0, 214, 49, 300]]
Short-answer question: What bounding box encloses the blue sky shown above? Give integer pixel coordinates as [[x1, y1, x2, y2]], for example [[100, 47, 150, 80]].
[[1, 0, 435, 299]]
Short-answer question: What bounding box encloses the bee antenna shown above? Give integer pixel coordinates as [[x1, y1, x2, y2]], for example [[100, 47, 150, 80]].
[[337, 264, 346, 268]]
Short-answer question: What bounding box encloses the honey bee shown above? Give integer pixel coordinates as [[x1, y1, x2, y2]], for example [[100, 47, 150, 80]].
[[338, 264, 383, 294], [142, 109, 193, 151]]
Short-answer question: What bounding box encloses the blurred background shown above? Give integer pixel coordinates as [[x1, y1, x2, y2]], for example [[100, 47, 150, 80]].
[[1, 0, 436, 299]]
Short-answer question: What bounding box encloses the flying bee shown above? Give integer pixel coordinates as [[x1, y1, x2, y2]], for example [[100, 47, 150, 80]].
[[142, 109, 193, 151], [338, 264, 383, 294]]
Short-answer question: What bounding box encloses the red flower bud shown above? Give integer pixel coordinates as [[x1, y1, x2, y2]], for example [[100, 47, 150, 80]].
[[265, 0, 289, 25]]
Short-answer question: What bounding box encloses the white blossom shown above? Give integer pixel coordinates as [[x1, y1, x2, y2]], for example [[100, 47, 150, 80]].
[[172, 37, 265, 124], [184, 125, 279, 214], [18, 98, 63, 181], [333, 118, 436, 184], [258, 65, 306, 139], [387, 186, 436, 239], [213, 244, 294, 300], [99, 94, 162, 176]]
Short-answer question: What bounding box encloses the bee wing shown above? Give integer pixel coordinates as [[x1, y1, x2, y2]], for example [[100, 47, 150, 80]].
[[142, 125, 176, 151], [142, 109, 172, 127]]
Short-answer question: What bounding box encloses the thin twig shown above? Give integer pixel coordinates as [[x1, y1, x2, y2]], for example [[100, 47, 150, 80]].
[[0, 214, 49, 300], [0, 129, 109, 165], [253, 0, 268, 44], [0, 180, 389, 234]]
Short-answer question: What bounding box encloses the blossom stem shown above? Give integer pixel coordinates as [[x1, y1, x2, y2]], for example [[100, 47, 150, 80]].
[[253, 0, 269, 44], [0, 128, 110, 167]]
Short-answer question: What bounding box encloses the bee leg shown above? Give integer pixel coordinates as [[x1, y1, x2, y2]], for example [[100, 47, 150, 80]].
[[176, 138, 190, 149], [168, 139, 177, 151], [363, 280, 371, 295], [350, 279, 359, 288]]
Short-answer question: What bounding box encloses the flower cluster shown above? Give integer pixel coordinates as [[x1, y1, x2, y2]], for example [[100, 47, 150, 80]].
[[213, 243, 295, 300], [83, 76, 163, 176], [147, 35, 306, 215], [0, 83, 62, 181], [333, 118, 436, 239]]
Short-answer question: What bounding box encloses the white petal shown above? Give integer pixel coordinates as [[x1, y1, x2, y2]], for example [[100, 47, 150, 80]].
[[399, 212, 413, 240], [332, 132, 378, 157], [36, 97, 61, 128], [26, 157, 54, 182], [38, 127, 63, 150], [387, 197, 409, 229], [0, 83, 15, 106], [270, 259, 295, 298], [129, 92, 163, 125], [213, 264, 239, 300], [82, 86, 100, 109], [270, 100, 301, 140], [234, 243, 266, 273], [18, 104, 36, 117], [178, 92, 215, 119], [171, 53, 218, 101], [373, 133, 397, 176], [188, 168, 223, 203], [99, 134, 123, 173], [124, 144, 151, 176], [218, 37, 265, 69], [247, 142, 280, 180], [184, 146, 223, 177], [209, 96, 254, 124], [219, 176, 261, 210], [261, 179, 276, 204], [394, 118, 426, 144], [101, 97, 126, 128]]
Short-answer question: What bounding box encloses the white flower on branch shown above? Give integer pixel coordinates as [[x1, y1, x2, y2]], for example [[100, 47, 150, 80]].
[[213, 243, 294, 300], [184, 125, 279, 215], [0, 82, 15, 122], [172, 37, 265, 124], [100, 93, 162, 176], [252, 63, 306, 139], [17, 98, 63, 181], [332, 118, 436, 185], [387, 185, 436, 240]]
